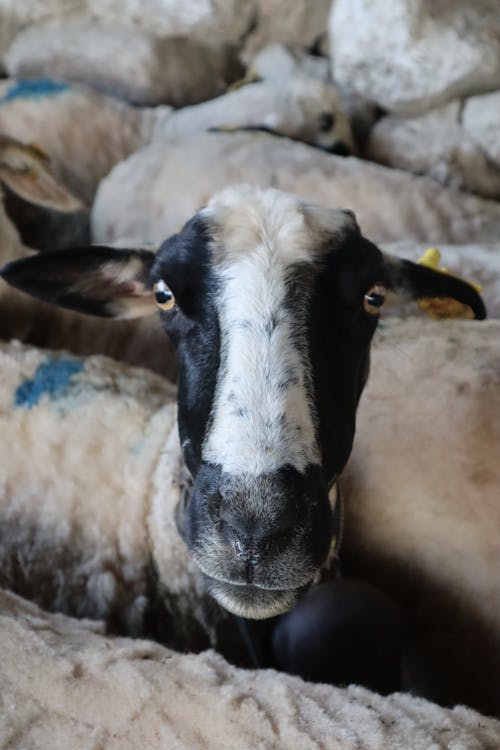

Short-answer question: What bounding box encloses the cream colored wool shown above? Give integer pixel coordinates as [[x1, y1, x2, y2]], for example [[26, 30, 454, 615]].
[[344, 318, 500, 714], [0, 0, 255, 68], [329, 0, 500, 116], [1, 587, 499, 750], [367, 101, 500, 200], [0, 321, 499, 715], [0, 341, 207, 643], [91, 131, 500, 246], [5, 21, 241, 109], [0, 79, 171, 204]]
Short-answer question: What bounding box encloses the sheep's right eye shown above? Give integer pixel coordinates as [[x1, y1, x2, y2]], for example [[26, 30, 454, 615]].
[[154, 279, 175, 310], [364, 284, 386, 315]]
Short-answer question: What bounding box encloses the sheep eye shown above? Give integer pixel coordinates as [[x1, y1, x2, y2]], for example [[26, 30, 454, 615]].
[[153, 279, 175, 310], [319, 112, 335, 132], [364, 284, 386, 315]]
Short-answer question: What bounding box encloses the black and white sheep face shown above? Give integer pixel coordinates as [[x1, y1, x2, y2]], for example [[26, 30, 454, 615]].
[[153, 187, 382, 617], [1, 185, 486, 620]]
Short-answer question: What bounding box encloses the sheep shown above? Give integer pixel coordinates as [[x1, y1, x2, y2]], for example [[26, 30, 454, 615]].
[[2, 586, 500, 749], [0, 75, 355, 208], [4, 19, 245, 107], [0, 134, 88, 342], [366, 100, 500, 200], [0, 133, 88, 253], [247, 42, 332, 83], [0, 78, 172, 204], [244, 43, 380, 150], [1, 186, 487, 620], [153, 76, 356, 155], [91, 131, 500, 246], [0, 339, 209, 649], [0, 0, 255, 76], [0, 135, 175, 377], [0, 0, 254, 92]]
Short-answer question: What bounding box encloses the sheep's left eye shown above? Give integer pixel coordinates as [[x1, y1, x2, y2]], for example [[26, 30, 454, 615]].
[[364, 283, 386, 315], [154, 279, 175, 310]]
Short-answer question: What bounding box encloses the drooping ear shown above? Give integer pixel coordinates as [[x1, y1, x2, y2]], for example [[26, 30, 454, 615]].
[[0, 135, 85, 212], [0, 246, 158, 319], [384, 255, 486, 320]]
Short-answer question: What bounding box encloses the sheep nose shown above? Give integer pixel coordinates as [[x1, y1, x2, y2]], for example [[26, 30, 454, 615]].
[[219, 494, 298, 544], [233, 536, 265, 567]]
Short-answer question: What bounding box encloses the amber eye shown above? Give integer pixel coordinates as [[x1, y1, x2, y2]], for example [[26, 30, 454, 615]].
[[364, 283, 387, 315], [153, 279, 175, 310]]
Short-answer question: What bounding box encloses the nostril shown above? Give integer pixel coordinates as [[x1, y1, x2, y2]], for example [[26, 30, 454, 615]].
[[233, 536, 264, 567]]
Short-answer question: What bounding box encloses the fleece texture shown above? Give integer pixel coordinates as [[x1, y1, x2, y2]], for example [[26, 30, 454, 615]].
[[0, 342, 177, 628], [1, 587, 499, 750]]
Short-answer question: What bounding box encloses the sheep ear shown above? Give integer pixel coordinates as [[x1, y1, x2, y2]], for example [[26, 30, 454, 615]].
[[0, 135, 85, 212], [384, 255, 486, 320], [0, 246, 158, 319]]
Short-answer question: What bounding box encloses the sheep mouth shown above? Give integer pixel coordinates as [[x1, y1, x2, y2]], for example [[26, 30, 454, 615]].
[[203, 576, 304, 619]]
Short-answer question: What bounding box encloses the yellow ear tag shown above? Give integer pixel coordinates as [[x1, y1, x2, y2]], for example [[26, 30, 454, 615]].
[[416, 247, 482, 320]]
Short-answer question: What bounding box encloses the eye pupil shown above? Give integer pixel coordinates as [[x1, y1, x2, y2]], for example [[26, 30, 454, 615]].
[[153, 280, 175, 310], [155, 289, 171, 304], [365, 293, 384, 308], [364, 284, 387, 315]]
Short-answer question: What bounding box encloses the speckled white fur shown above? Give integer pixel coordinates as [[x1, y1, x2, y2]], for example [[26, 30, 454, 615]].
[[201, 186, 354, 475]]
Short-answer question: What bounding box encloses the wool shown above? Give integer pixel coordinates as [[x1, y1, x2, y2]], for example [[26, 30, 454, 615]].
[[1, 587, 499, 750]]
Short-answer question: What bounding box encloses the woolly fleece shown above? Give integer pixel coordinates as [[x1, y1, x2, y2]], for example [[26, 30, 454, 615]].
[[1, 588, 500, 749]]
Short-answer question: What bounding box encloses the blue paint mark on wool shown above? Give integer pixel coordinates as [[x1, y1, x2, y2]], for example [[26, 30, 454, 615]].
[[15, 358, 84, 409], [0, 78, 70, 105]]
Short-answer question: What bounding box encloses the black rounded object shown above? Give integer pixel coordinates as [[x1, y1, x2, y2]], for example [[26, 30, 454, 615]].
[[269, 579, 403, 695]]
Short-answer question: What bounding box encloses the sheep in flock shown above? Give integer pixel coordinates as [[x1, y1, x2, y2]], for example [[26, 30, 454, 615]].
[[0, 77, 171, 204], [1, 185, 494, 711], [0, 75, 354, 207], [0, 135, 174, 376]]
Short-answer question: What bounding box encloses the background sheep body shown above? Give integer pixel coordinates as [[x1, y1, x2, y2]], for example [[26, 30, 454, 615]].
[[2, 585, 500, 749], [0, 78, 171, 204], [91, 131, 500, 246], [0, 340, 213, 649]]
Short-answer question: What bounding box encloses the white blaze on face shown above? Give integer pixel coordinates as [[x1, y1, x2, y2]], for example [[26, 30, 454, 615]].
[[201, 186, 355, 476]]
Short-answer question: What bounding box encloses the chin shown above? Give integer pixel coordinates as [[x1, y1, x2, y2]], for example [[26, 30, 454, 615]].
[[205, 577, 301, 619]]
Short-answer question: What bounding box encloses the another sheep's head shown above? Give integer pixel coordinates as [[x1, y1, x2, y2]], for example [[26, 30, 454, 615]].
[[1, 185, 486, 619], [0, 135, 89, 252]]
